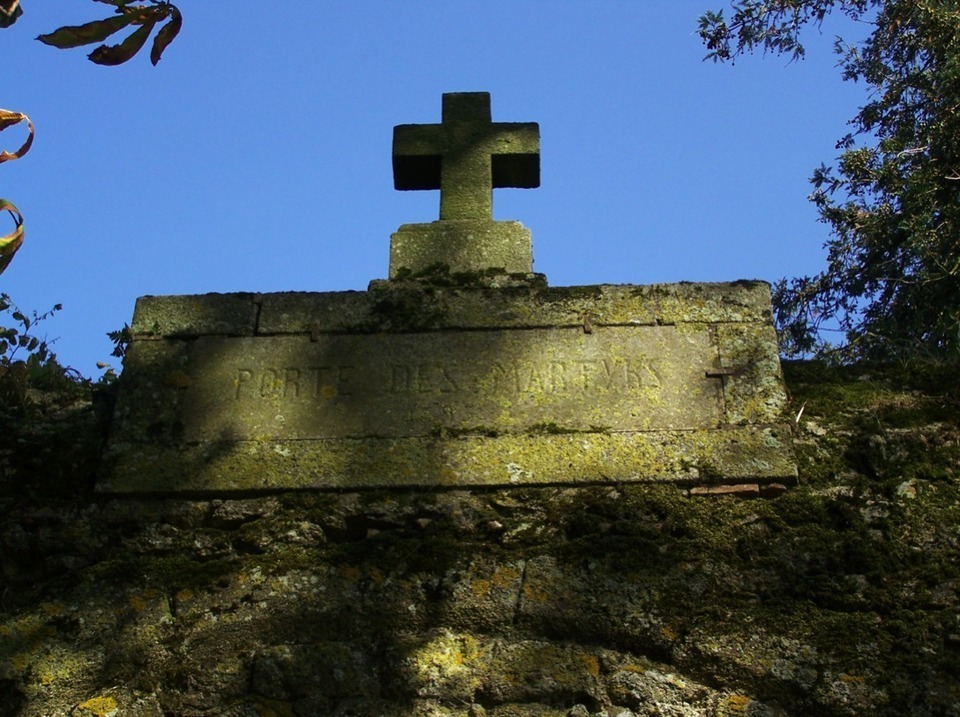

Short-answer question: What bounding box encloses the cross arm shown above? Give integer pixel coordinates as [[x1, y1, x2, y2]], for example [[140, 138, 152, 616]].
[[393, 123, 443, 190], [488, 122, 540, 188]]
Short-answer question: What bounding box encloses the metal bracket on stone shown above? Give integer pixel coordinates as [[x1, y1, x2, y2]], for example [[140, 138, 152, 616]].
[[705, 368, 739, 379]]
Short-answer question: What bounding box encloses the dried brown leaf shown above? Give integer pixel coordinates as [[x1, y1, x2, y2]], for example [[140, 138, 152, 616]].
[[150, 7, 181, 65], [37, 14, 134, 49], [88, 19, 157, 66], [0, 109, 33, 163], [0, 108, 25, 132], [0, 199, 24, 276]]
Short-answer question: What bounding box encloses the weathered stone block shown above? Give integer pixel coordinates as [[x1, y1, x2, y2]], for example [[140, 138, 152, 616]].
[[99, 281, 796, 494], [131, 292, 259, 338], [390, 219, 533, 277]]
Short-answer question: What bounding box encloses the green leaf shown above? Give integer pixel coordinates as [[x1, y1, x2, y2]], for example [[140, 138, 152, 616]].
[[150, 7, 181, 65], [37, 14, 134, 49], [88, 19, 157, 66]]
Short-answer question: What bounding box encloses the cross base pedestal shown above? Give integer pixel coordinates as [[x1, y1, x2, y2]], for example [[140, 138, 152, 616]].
[[389, 219, 533, 278]]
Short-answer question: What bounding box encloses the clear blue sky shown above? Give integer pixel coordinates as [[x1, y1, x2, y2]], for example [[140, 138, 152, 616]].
[[3, 2, 868, 377]]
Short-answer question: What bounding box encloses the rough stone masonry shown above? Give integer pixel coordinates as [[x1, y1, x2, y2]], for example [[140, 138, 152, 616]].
[[98, 92, 796, 494]]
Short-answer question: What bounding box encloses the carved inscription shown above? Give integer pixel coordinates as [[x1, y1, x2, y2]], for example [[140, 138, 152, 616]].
[[182, 326, 723, 441], [235, 365, 356, 400], [237, 358, 659, 402], [387, 358, 662, 396]]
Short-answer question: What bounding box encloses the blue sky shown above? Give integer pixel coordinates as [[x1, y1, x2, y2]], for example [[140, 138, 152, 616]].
[[3, 2, 869, 377]]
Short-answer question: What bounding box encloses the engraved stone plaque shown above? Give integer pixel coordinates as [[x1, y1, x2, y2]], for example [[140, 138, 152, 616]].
[[183, 326, 720, 441], [98, 282, 797, 493]]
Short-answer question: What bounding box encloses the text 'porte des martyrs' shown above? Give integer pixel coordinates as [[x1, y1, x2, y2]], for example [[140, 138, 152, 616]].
[[99, 93, 796, 493], [182, 326, 720, 442]]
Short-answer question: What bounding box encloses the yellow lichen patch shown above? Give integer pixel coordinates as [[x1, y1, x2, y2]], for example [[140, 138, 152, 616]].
[[471, 564, 520, 599], [661, 625, 678, 641], [135, 623, 161, 645], [76, 696, 119, 717], [722, 694, 752, 715], [490, 565, 521, 589], [9, 653, 31, 673], [39, 602, 66, 618], [840, 673, 866, 683], [471, 578, 492, 599], [175, 588, 195, 603], [269, 576, 294, 595], [128, 595, 148, 613], [521, 581, 549, 604], [411, 631, 481, 679], [14, 615, 51, 639], [403, 632, 486, 702], [578, 653, 601, 679], [438, 466, 460, 485]]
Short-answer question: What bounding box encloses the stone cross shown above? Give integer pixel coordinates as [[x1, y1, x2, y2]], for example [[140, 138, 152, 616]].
[[393, 92, 540, 220]]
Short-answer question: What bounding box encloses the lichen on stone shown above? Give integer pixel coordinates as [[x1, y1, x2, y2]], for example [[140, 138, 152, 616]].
[[1, 360, 958, 715]]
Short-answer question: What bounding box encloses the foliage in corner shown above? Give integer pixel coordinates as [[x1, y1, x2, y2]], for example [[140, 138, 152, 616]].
[[0, 294, 59, 366], [699, 1, 876, 63], [33, 0, 182, 66], [700, 1, 960, 361], [107, 324, 131, 359], [0, 294, 82, 418]]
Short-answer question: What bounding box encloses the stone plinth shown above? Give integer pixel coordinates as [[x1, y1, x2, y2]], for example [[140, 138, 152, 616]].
[[98, 281, 797, 494], [389, 219, 533, 277]]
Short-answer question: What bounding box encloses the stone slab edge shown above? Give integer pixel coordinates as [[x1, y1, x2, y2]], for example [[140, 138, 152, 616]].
[[98, 425, 797, 494], [130, 281, 775, 338]]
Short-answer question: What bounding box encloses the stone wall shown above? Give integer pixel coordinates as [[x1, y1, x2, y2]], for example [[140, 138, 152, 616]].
[[1, 362, 958, 716]]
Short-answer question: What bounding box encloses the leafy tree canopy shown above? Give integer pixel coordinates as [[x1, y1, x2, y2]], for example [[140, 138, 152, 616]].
[[700, 1, 960, 360]]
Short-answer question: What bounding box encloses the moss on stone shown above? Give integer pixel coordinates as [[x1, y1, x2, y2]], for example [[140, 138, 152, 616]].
[[2, 359, 960, 714]]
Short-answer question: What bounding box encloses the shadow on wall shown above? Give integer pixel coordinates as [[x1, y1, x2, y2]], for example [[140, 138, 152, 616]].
[[6, 302, 956, 713]]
